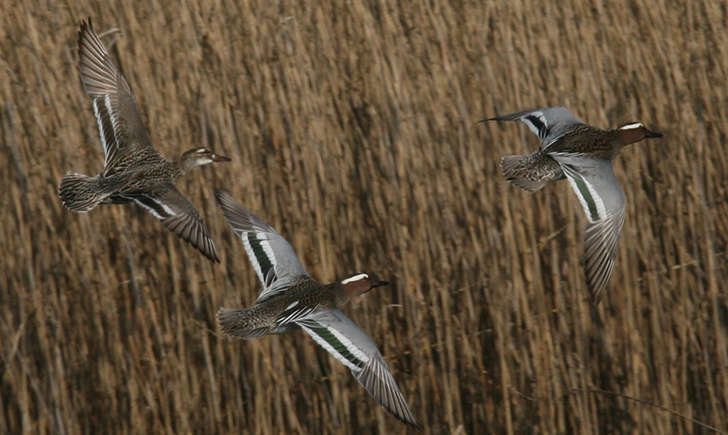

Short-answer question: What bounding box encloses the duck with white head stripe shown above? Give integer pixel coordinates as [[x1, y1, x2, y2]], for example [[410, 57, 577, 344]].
[[213, 190, 419, 428], [484, 106, 662, 303]]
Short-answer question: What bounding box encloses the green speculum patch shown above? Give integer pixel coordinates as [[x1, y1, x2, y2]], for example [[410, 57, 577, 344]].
[[249, 233, 275, 281], [572, 175, 599, 221], [312, 326, 365, 369]]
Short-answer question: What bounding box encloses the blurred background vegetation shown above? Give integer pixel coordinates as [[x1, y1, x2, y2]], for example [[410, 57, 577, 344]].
[[1, 0, 726, 433]]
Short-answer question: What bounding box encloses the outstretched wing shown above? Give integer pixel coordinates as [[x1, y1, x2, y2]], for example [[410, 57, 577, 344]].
[[77, 19, 161, 175], [215, 190, 309, 303], [489, 107, 583, 148], [297, 309, 420, 427], [124, 185, 219, 262], [555, 157, 626, 302]]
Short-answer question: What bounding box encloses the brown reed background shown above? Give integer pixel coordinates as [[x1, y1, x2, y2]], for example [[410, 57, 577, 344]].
[[1, 0, 727, 433]]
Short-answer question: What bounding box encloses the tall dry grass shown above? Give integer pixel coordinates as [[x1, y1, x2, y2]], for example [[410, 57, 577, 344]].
[[1, 0, 727, 433]]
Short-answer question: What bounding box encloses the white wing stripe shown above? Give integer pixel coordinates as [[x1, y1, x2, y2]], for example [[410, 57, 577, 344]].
[[563, 165, 607, 223], [241, 234, 265, 283], [239, 233, 277, 286], [92, 99, 109, 161], [261, 238, 276, 277], [286, 301, 299, 310], [240, 233, 287, 302], [131, 196, 178, 220], [132, 198, 164, 219], [157, 200, 177, 217], [104, 94, 119, 146], [276, 306, 315, 325], [215, 191, 311, 300]]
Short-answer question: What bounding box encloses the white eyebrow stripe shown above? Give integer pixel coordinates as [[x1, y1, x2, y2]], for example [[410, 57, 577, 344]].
[[341, 273, 368, 284], [620, 122, 643, 130]]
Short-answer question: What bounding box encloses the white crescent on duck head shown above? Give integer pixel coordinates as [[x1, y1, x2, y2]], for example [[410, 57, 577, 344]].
[[617, 122, 663, 145], [341, 273, 390, 297]]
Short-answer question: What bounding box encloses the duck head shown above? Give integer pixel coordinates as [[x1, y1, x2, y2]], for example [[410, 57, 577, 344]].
[[340, 273, 390, 301], [617, 122, 663, 146], [180, 148, 231, 172]]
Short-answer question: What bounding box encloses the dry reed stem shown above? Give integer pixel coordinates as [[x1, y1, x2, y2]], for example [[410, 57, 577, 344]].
[[1, 0, 727, 433]]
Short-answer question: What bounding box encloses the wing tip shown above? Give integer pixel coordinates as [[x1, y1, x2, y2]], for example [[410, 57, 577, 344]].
[[477, 117, 499, 124], [215, 189, 239, 220], [583, 257, 611, 305], [205, 246, 221, 263], [358, 353, 421, 428], [214, 189, 265, 232], [159, 210, 220, 263], [214, 189, 236, 213], [214, 188, 231, 202], [192, 234, 220, 263], [178, 236, 220, 264], [77, 17, 96, 54], [78, 17, 92, 39], [378, 392, 421, 428], [389, 403, 422, 428], [587, 279, 607, 305], [404, 417, 423, 429], [582, 213, 624, 306], [214, 189, 239, 215]]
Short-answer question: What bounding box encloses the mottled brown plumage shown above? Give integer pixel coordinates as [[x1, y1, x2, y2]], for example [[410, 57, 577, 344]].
[[58, 19, 230, 262], [216, 275, 381, 338], [500, 150, 565, 192]]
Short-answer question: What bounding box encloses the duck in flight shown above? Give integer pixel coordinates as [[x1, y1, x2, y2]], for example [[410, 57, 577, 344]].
[[487, 107, 662, 303], [58, 19, 229, 262], [214, 190, 420, 427]]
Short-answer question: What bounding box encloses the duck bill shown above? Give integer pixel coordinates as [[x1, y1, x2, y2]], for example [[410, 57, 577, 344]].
[[211, 153, 231, 162], [372, 280, 390, 289], [644, 129, 663, 138]]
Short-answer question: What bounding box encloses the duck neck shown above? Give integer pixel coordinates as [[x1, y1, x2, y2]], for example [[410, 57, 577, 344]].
[[333, 285, 353, 307], [598, 130, 632, 159], [176, 156, 209, 177], [178, 158, 197, 175], [167, 160, 186, 180]]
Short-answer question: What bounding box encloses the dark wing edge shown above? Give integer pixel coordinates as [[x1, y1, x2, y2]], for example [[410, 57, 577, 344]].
[[584, 211, 625, 303], [127, 186, 219, 263], [297, 310, 421, 428]]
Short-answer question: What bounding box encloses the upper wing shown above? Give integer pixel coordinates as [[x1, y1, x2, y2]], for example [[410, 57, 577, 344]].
[[296, 309, 420, 427], [555, 156, 626, 302], [125, 185, 219, 262], [489, 107, 583, 148], [215, 190, 309, 303], [78, 19, 160, 175]]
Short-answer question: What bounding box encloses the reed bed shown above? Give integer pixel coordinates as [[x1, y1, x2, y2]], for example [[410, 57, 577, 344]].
[[1, 0, 726, 433]]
